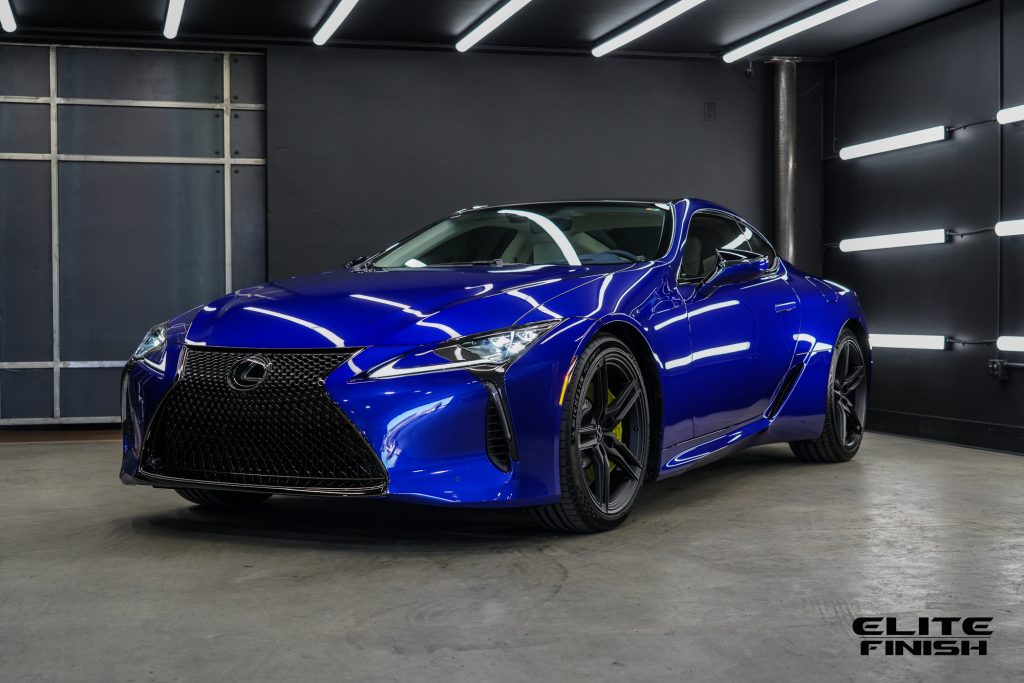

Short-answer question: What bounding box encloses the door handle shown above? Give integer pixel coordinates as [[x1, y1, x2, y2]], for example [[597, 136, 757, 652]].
[[774, 301, 797, 313]]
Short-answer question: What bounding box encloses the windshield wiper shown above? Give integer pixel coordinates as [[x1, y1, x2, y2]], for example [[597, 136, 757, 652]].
[[435, 259, 505, 267], [347, 255, 383, 270]]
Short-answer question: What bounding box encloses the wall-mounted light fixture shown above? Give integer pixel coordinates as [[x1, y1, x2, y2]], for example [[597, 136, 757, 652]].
[[839, 229, 948, 253], [592, 0, 707, 57], [839, 126, 947, 160], [0, 0, 16, 32], [997, 337, 1024, 352], [995, 220, 1024, 237], [313, 0, 361, 46], [870, 334, 947, 350], [163, 0, 184, 39], [996, 104, 1024, 125], [723, 0, 878, 64], [457, 0, 535, 52]]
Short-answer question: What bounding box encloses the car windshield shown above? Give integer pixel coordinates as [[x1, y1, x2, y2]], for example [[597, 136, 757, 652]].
[[370, 203, 670, 269]]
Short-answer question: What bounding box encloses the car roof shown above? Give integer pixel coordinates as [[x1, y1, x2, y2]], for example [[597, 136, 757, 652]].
[[459, 199, 671, 210], [459, 198, 733, 211], [462, 198, 739, 214]]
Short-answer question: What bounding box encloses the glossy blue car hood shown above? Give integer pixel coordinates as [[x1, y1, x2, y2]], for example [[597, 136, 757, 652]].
[[184, 266, 610, 349]]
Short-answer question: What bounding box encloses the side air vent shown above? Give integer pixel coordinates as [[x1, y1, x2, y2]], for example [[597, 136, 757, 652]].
[[766, 364, 804, 419], [485, 396, 512, 472]]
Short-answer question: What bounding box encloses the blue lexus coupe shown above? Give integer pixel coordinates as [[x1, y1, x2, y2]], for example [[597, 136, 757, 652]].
[[121, 198, 869, 532]]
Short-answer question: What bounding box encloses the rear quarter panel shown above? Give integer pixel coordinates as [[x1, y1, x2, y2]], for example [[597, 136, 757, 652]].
[[761, 271, 868, 444]]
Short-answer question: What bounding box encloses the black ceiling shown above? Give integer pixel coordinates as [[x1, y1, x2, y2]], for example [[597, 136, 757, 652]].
[[6, 0, 983, 58]]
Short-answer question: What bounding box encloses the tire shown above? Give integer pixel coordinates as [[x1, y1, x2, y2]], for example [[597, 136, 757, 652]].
[[789, 329, 868, 463], [175, 488, 272, 507], [531, 334, 651, 533]]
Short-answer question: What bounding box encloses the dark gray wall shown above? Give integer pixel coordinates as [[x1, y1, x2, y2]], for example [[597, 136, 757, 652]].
[[795, 62, 824, 275], [265, 47, 804, 278], [823, 0, 1024, 451]]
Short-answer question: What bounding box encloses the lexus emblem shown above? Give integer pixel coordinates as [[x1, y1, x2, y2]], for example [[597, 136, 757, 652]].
[[229, 356, 270, 391]]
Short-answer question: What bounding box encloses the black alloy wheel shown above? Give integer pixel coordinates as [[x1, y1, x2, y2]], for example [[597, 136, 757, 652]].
[[831, 335, 868, 449], [790, 329, 868, 463], [532, 335, 651, 532]]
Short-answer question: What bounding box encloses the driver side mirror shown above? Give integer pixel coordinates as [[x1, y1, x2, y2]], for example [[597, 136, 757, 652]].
[[345, 255, 368, 269], [702, 251, 771, 289]]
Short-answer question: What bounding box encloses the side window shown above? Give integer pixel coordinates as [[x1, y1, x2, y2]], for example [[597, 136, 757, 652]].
[[738, 223, 777, 262], [680, 213, 748, 279]]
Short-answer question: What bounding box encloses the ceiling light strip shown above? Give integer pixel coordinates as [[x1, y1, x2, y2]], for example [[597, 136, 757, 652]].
[[839, 126, 947, 160], [870, 334, 947, 351], [997, 104, 1024, 125], [723, 0, 878, 63], [592, 0, 707, 57], [163, 0, 184, 39], [313, 0, 361, 46], [456, 0, 535, 53], [0, 0, 15, 32], [839, 229, 947, 253]]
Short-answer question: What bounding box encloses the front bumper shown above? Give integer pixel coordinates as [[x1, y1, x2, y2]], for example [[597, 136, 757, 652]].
[[121, 327, 583, 507]]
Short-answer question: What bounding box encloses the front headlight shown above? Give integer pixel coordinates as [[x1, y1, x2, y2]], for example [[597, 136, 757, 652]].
[[132, 323, 168, 368], [368, 320, 560, 379]]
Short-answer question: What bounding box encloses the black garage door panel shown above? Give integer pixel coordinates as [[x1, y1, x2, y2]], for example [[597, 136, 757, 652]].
[[57, 47, 224, 103], [0, 161, 53, 363], [0, 45, 267, 422], [58, 105, 223, 158], [58, 162, 226, 361]]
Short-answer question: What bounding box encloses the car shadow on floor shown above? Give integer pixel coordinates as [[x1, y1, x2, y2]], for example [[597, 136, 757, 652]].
[[122, 445, 808, 549]]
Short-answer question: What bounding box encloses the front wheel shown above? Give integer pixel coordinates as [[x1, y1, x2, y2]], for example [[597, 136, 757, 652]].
[[531, 335, 651, 533], [175, 488, 272, 507], [790, 329, 868, 463]]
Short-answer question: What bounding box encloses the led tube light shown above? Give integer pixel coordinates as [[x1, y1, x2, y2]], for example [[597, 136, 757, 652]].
[[995, 220, 1024, 237], [163, 0, 184, 39], [996, 104, 1024, 125], [723, 0, 877, 64], [997, 337, 1024, 352], [870, 334, 947, 350], [592, 0, 707, 57], [313, 0, 361, 46], [839, 126, 947, 160], [456, 0, 535, 53], [0, 0, 15, 32], [839, 229, 947, 253]]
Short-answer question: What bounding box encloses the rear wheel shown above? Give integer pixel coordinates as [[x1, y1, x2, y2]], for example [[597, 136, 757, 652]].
[[531, 335, 650, 533], [790, 329, 867, 463], [175, 488, 272, 507]]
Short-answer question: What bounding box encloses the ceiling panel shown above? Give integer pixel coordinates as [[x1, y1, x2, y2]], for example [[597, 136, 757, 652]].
[[625, 0, 982, 57], [10, 0, 166, 32], [763, 0, 984, 57], [626, 0, 829, 54], [182, 0, 337, 39], [3, 0, 988, 58], [339, 0, 504, 44], [483, 0, 666, 50]]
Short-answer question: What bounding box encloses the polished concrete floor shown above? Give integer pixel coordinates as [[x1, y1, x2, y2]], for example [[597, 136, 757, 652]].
[[1, 433, 1022, 682]]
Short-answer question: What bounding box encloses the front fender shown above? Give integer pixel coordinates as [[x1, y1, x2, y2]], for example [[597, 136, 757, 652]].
[[120, 342, 187, 483], [501, 313, 661, 502]]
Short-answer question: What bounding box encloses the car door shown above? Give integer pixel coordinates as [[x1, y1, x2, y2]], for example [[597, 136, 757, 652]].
[[668, 211, 800, 438]]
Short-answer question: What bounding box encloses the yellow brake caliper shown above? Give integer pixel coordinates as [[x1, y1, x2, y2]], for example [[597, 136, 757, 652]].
[[609, 388, 624, 442]]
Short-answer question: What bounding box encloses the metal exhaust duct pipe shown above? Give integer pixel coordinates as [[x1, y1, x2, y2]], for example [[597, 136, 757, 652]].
[[772, 58, 798, 265]]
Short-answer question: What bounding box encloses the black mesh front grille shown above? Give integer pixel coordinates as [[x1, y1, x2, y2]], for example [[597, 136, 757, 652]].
[[485, 396, 511, 473], [140, 347, 387, 493]]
